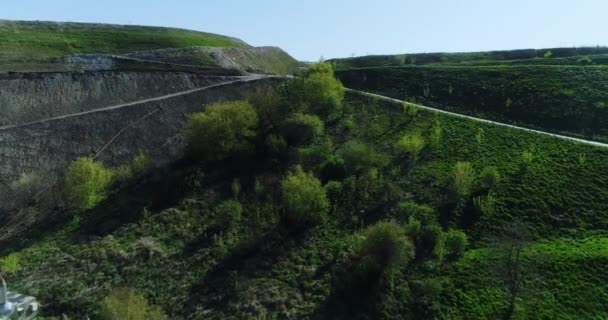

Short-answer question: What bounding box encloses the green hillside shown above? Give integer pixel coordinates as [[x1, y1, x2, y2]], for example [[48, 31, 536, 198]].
[[336, 65, 608, 142], [329, 46, 608, 69], [2, 65, 608, 319], [0, 20, 249, 62]]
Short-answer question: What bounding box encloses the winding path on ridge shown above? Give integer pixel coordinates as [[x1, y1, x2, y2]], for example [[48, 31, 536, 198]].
[[0, 73, 606, 149], [345, 88, 608, 148]]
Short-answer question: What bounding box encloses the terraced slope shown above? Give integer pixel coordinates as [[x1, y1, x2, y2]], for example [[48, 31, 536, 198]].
[[336, 65, 608, 142], [0, 20, 249, 62]]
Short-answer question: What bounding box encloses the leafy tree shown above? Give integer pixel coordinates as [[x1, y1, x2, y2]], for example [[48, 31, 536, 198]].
[[442, 229, 468, 262], [215, 200, 243, 228], [99, 288, 167, 320], [64, 157, 113, 210], [284, 63, 345, 119], [248, 85, 286, 132], [452, 161, 475, 197], [338, 140, 385, 174], [355, 220, 414, 279], [405, 217, 443, 260], [280, 113, 324, 146], [320, 155, 347, 181], [396, 201, 436, 225], [187, 100, 258, 161], [281, 166, 330, 227]]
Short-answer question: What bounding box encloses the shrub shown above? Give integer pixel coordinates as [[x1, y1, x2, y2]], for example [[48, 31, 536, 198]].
[[65, 157, 114, 210], [474, 192, 498, 216], [265, 134, 288, 158], [187, 100, 258, 161], [442, 229, 468, 262], [402, 102, 420, 118], [0, 253, 20, 274], [130, 152, 147, 176], [405, 217, 443, 260], [320, 155, 347, 181], [215, 200, 243, 227], [396, 201, 436, 225], [324, 180, 343, 203], [10, 172, 41, 201], [99, 288, 167, 320], [248, 85, 285, 131], [397, 132, 426, 158], [430, 121, 443, 147], [355, 221, 414, 279], [479, 166, 501, 189], [280, 113, 324, 146], [284, 63, 345, 119], [281, 166, 330, 227], [338, 140, 385, 174], [452, 162, 475, 197]]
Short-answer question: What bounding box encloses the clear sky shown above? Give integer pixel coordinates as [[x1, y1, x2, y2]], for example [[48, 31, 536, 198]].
[[2, 0, 608, 61]]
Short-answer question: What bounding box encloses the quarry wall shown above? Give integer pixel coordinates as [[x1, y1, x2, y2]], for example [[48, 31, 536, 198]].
[[0, 71, 236, 126], [0, 77, 283, 213]]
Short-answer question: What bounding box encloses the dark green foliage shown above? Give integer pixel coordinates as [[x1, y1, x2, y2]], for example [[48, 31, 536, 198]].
[[442, 229, 468, 262], [265, 134, 288, 158], [214, 200, 243, 227], [396, 201, 436, 225], [281, 166, 330, 227], [280, 113, 324, 146], [187, 100, 258, 161], [337, 140, 384, 174], [479, 166, 501, 190], [355, 221, 414, 279], [320, 155, 347, 181], [405, 218, 443, 260], [64, 157, 113, 210]]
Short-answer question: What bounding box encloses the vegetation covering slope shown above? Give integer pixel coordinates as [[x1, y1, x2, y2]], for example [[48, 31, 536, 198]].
[[336, 65, 608, 142], [329, 46, 608, 69], [0, 20, 248, 62], [2, 64, 607, 319]]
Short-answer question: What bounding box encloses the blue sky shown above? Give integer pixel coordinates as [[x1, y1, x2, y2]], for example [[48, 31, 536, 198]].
[[3, 0, 608, 61]]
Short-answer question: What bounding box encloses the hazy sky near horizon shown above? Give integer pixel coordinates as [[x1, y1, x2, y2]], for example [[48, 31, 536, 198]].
[[3, 0, 608, 61]]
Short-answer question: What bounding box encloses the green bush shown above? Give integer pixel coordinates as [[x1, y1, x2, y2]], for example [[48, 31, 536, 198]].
[[284, 63, 345, 119], [281, 166, 330, 227], [281, 113, 324, 146], [405, 217, 443, 260], [479, 166, 501, 189], [442, 229, 468, 262], [430, 120, 443, 147], [324, 180, 343, 203], [215, 200, 243, 227], [355, 221, 414, 279], [265, 134, 288, 158], [0, 253, 20, 274], [99, 288, 167, 320], [130, 152, 147, 176], [452, 161, 475, 197], [65, 157, 114, 210], [187, 100, 258, 161], [248, 85, 286, 131], [397, 132, 426, 158], [396, 201, 436, 225], [338, 140, 384, 174], [320, 155, 347, 181]]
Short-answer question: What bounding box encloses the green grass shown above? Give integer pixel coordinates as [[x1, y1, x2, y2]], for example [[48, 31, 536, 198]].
[[3, 87, 608, 318], [336, 65, 608, 142], [0, 20, 248, 62]]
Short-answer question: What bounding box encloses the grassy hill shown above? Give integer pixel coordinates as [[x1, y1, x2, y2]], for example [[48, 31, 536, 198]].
[[329, 46, 608, 69], [0, 20, 249, 62], [2, 65, 608, 319]]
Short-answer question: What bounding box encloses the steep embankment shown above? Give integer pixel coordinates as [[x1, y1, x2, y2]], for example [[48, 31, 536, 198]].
[[336, 66, 608, 142], [0, 71, 239, 127], [124, 46, 303, 75], [0, 20, 249, 62], [0, 77, 283, 228]]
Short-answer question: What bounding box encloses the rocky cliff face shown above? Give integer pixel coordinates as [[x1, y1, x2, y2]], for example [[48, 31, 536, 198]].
[[0, 71, 236, 127]]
